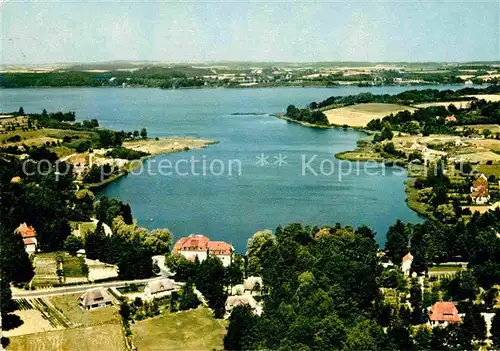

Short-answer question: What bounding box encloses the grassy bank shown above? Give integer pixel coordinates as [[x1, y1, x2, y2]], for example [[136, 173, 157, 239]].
[[405, 179, 434, 218]]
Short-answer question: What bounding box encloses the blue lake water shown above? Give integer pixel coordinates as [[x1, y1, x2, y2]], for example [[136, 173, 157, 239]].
[[1, 85, 477, 251]]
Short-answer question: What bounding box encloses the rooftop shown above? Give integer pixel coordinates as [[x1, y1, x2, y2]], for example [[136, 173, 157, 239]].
[[429, 301, 461, 323], [15, 222, 37, 238]]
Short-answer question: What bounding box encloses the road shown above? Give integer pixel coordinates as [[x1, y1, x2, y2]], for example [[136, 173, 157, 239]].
[[12, 277, 160, 299]]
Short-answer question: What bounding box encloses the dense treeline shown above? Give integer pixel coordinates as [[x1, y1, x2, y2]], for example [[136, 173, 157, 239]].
[[225, 212, 500, 350], [105, 147, 149, 160], [165, 252, 244, 318], [311, 85, 500, 109], [285, 105, 329, 125], [386, 209, 500, 287], [0, 66, 211, 89]]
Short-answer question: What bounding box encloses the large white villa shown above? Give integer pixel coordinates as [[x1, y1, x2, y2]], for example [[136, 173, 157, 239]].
[[172, 234, 234, 267]]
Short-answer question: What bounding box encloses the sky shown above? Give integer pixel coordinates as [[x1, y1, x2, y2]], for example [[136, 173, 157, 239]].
[[0, 0, 499, 65]]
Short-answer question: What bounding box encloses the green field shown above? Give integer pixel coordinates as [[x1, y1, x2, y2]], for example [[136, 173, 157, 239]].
[[477, 163, 500, 178], [131, 307, 226, 350], [49, 293, 119, 327], [62, 256, 87, 277], [8, 323, 126, 351]]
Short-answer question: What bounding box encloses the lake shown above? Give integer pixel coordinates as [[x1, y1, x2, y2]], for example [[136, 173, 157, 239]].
[[0, 85, 476, 251]]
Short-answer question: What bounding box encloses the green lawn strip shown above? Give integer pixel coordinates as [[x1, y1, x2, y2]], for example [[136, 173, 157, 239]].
[[131, 307, 225, 350]]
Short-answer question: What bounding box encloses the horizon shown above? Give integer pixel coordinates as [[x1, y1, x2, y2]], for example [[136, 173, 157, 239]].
[[2, 59, 500, 68], [1, 1, 498, 65]]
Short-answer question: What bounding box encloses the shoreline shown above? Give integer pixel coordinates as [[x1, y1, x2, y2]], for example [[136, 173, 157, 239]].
[[273, 113, 430, 218], [273, 113, 373, 134], [84, 137, 218, 189], [0, 82, 480, 91]]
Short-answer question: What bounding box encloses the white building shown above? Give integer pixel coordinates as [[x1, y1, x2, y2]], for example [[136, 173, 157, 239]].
[[144, 279, 178, 299], [79, 288, 113, 310], [225, 295, 262, 318], [401, 252, 413, 276]]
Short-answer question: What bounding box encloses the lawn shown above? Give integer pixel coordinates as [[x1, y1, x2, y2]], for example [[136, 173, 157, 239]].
[[8, 323, 126, 351], [131, 307, 226, 350], [49, 293, 119, 327], [70, 221, 97, 237], [324, 103, 416, 127], [0, 128, 95, 146], [477, 163, 500, 178], [62, 256, 87, 277]]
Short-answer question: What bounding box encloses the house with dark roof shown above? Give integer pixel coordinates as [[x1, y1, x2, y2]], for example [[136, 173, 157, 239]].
[[15, 223, 38, 254], [79, 288, 113, 310], [144, 279, 177, 298], [428, 301, 461, 327], [172, 234, 234, 267]]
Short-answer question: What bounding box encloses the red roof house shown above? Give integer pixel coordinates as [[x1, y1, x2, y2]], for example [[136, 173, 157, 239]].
[[172, 234, 210, 253], [172, 234, 233, 266], [15, 222, 37, 238], [15, 223, 38, 254], [429, 301, 461, 326], [207, 241, 233, 256], [445, 115, 457, 123]]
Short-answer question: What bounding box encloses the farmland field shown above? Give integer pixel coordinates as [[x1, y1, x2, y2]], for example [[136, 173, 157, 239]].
[[0, 128, 95, 146], [477, 163, 500, 178], [413, 100, 472, 109], [324, 103, 416, 127], [32, 254, 60, 287], [131, 307, 226, 350], [49, 293, 119, 327], [8, 323, 126, 351]]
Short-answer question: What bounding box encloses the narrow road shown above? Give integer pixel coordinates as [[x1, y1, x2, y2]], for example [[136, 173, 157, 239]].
[[12, 277, 159, 299]]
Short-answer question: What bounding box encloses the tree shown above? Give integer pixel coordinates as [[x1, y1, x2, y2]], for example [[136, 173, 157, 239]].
[[133, 130, 139, 139], [63, 235, 83, 255], [344, 319, 387, 351], [165, 253, 196, 281], [18, 106, 24, 115], [85, 222, 106, 260], [195, 255, 226, 318], [246, 230, 275, 276], [385, 220, 410, 264], [413, 326, 432, 351], [0, 280, 14, 316], [461, 303, 487, 342], [179, 281, 200, 311], [0, 224, 34, 284], [74, 189, 95, 221], [410, 278, 424, 325], [143, 228, 172, 255], [140, 128, 148, 139], [224, 304, 259, 351], [226, 254, 244, 289]]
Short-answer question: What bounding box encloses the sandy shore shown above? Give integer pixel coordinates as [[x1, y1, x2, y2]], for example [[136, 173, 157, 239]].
[[123, 137, 217, 155]]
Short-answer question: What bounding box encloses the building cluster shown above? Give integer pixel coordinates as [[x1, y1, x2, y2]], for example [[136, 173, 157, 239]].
[[172, 234, 234, 267]]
